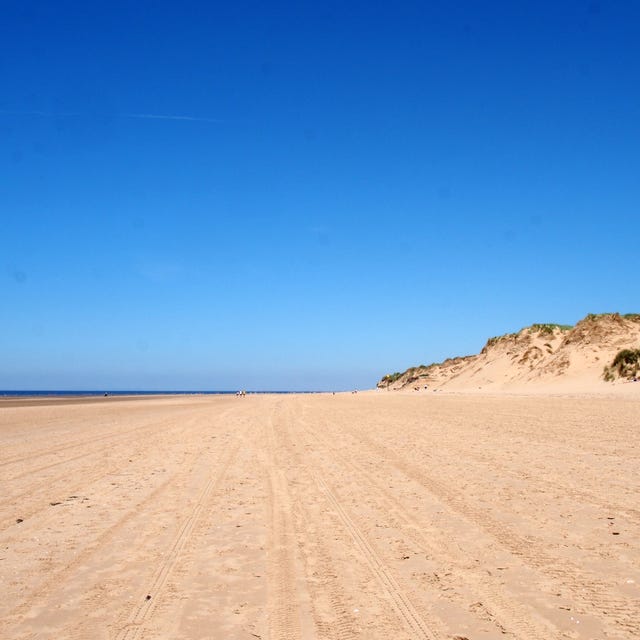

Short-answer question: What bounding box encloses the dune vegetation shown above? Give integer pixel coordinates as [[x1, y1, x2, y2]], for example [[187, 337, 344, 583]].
[[603, 348, 640, 382]]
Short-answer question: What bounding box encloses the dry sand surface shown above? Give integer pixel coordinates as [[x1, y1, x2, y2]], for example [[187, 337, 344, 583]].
[[1, 392, 639, 639]]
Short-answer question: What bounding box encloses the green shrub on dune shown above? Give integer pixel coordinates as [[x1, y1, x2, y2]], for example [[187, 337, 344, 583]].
[[603, 348, 640, 382], [381, 372, 403, 385]]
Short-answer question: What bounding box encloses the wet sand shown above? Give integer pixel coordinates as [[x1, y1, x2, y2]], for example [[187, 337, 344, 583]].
[[1, 392, 638, 639]]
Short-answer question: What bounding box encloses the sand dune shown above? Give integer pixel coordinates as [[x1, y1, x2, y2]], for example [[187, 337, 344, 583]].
[[1, 392, 639, 639], [379, 313, 640, 393]]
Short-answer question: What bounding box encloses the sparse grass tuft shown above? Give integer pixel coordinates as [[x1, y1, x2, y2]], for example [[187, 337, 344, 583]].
[[531, 323, 572, 335]]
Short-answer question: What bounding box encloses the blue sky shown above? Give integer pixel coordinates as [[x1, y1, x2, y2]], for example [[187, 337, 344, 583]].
[[2, 1, 639, 390]]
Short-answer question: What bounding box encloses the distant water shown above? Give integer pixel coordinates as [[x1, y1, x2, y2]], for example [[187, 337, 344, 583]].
[[0, 390, 309, 398]]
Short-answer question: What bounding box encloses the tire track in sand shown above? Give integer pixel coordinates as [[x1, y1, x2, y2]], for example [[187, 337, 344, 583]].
[[262, 404, 312, 640], [0, 419, 175, 469], [3, 414, 187, 482], [353, 430, 640, 638], [270, 402, 359, 640], [3, 473, 176, 626], [114, 429, 245, 640], [0, 416, 203, 533], [300, 415, 555, 640], [313, 472, 438, 640], [460, 445, 640, 525]]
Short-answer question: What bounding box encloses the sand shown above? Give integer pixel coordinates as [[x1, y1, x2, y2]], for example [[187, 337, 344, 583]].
[[1, 392, 639, 639]]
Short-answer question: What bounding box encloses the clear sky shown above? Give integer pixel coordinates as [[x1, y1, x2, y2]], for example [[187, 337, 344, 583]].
[[2, 1, 639, 391]]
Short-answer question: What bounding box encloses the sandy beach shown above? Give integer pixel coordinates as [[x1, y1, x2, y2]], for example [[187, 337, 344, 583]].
[[1, 392, 638, 639]]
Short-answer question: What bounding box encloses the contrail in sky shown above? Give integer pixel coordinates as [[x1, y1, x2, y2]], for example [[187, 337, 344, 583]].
[[122, 113, 223, 123], [0, 110, 81, 117], [0, 110, 222, 123]]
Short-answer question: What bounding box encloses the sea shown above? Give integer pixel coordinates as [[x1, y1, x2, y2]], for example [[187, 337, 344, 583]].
[[0, 390, 307, 398]]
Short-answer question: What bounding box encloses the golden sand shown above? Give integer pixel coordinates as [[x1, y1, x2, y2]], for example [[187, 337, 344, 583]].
[[1, 392, 638, 639]]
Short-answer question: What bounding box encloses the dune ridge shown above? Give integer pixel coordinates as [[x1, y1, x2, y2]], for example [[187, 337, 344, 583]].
[[379, 312, 640, 392]]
